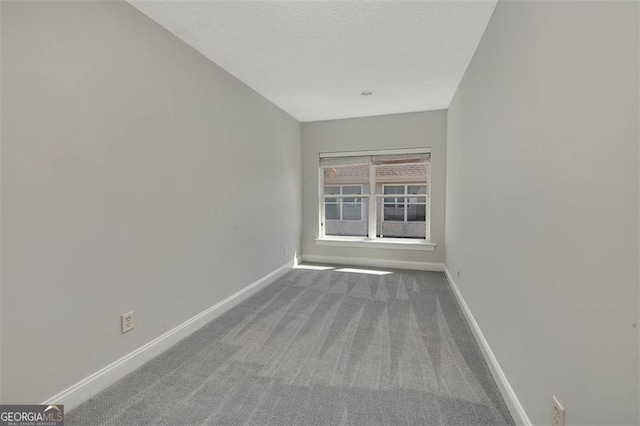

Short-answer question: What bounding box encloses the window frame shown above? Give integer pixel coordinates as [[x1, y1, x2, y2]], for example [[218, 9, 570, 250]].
[[317, 148, 434, 249]]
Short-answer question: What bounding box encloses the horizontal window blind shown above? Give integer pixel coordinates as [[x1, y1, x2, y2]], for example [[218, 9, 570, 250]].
[[319, 153, 430, 168], [372, 153, 430, 165], [319, 156, 371, 168]]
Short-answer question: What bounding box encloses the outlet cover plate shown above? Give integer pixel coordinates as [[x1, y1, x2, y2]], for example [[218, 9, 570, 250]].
[[121, 311, 134, 333], [552, 395, 565, 426]]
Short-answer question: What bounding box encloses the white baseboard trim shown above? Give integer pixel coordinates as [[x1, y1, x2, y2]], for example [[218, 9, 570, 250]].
[[301, 254, 444, 272], [42, 260, 295, 411], [443, 267, 531, 426]]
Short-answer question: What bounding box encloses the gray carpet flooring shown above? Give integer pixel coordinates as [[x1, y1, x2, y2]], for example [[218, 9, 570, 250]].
[[67, 265, 514, 425]]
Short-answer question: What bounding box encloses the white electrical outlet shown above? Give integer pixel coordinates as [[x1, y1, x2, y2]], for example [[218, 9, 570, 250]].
[[283, 245, 287, 256], [552, 396, 565, 426], [121, 311, 134, 333]]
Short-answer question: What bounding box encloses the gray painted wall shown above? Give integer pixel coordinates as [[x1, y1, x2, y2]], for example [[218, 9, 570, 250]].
[[1, 1, 301, 403], [445, 1, 638, 424], [302, 111, 446, 264]]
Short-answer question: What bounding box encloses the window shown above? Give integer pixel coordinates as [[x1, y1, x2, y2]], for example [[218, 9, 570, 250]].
[[324, 185, 363, 221], [319, 149, 432, 244], [383, 184, 427, 222]]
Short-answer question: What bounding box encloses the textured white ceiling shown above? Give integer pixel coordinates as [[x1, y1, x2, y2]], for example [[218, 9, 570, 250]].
[[128, 1, 497, 122]]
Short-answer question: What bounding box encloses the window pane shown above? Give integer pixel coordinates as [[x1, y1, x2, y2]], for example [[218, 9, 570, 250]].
[[375, 162, 427, 239], [377, 163, 427, 184], [378, 219, 426, 239], [324, 186, 340, 195], [408, 185, 427, 194], [342, 186, 361, 194], [342, 203, 362, 221], [324, 165, 369, 186], [326, 199, 368, 237], [408, 197, 426, 204], [407, 204, 426, 222], [384, 205, 405, 221], [342, 185, 362, 202], [325, 203, 339, 220], [383, 185, 404, 195]]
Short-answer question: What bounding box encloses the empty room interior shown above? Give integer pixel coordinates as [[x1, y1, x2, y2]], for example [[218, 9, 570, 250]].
[[1, 0, 639, 425]]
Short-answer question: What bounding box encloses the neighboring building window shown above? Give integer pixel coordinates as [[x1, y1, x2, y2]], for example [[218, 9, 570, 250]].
[[319, 149, 430, 240], [324, 185, 363, 221], [383, 184, 427, 222]]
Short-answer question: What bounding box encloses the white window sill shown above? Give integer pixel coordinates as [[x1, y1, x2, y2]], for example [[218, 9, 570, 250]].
[[316, 237, 437, 251]]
